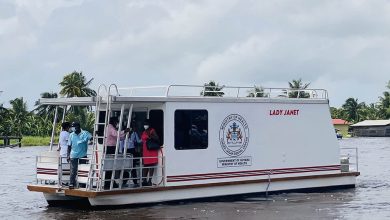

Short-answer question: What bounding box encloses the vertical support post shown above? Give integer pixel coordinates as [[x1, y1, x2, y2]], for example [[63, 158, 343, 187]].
[[36, 156, 38, 184], [123, 104, 133, 156], [110, 104, 125, 189], [49, 106, 59, 151], [119, 104, 133, 187], [61, 105, 67, 122], [58, 156, 62, 187], [356, 147, 359, 172]]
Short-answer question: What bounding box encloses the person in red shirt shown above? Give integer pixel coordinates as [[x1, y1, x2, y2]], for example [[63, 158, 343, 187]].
[[141, 119, 160, 186]]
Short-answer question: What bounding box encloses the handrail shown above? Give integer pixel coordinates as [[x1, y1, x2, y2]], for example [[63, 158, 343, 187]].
[[34, 154, 165, 191], [116, 84, 328, 100], [340, 147, 359, 172]]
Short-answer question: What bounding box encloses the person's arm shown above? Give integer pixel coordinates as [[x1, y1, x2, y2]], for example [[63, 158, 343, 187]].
[[108, 125, 127, 139], [79, 131, 92, 143], [57, 132, 63, 151], [150, 129, 159, 142], [135, 132, 142, 143], [67, 134, 72, 161]]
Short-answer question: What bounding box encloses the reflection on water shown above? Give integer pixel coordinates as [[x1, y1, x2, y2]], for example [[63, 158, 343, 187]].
[[0, 138, 389, 219]]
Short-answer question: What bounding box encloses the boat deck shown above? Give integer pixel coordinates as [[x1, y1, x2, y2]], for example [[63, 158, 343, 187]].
[[28, 171, 360, 198]]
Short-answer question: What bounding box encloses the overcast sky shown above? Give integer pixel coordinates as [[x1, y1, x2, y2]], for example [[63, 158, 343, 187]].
[[1, 0, 389, 109]]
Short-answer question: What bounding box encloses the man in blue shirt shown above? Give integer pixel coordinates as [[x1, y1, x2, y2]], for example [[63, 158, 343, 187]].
[[67, 122, 92, 189]]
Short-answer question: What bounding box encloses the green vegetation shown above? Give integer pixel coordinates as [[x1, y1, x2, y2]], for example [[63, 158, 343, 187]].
[[1, 75, 389, 147], [204, 79, 390, 124], [331, 81, 390, 123], [247, 86, 267, 97], [21, 136, 58, 147], [0, 71, 96, 146], [287, 78, 310, 98], [201, 81, 225, 97]]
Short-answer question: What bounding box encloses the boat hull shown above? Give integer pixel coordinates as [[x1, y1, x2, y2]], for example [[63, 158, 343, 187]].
[[88, 173, 357, 206], [44, 192, 90, 206]]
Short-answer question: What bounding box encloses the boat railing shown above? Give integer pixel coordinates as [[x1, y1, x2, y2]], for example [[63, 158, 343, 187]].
[[340, 147, 359, 172], [34, 154, 165, 191], [116, 85, 328, 99], [35, 154, 90, 187], [35, 155, 64, 186], [85, 155, 165, 191]]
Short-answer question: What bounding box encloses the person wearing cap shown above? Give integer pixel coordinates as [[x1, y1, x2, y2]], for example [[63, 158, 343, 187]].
[[67, 122, 92, 189]]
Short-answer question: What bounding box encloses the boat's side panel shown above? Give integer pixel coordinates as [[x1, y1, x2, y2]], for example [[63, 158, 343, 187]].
[[163, 101, 339, 186], [88, 175, 356, 206]]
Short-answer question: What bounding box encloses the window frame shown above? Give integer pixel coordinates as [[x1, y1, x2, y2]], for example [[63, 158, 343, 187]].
[[174, 109, 209, 150]]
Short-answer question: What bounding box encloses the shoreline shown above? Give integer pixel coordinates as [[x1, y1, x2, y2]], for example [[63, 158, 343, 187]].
[[0, 136, 56, 147]]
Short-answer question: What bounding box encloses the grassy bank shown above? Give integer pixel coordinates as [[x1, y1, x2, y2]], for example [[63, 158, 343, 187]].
[[21, 136, 58, 147]]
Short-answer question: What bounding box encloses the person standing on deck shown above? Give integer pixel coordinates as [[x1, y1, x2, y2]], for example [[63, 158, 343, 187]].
[[120, 122, 142, 186], [105, 117, 129, 188], [57, 122, 70, 164], [141, 119, 160, 186], [106, 117, 130, 154], [67, 122, 92, 189]]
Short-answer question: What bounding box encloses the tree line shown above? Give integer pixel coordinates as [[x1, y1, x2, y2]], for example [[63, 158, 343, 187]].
[[1, 74, 389, 137], [202, 79, 390, 124], [330, 81, 390, 123], [0, 71, 96, 136]]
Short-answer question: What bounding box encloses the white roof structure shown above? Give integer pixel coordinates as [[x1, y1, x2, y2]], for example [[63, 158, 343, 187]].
[[351, 120, 390, 127], [38, 85, 330, 106]]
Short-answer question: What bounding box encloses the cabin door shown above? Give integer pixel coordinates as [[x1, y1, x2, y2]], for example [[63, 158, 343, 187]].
[[149, 110, 164, 145]]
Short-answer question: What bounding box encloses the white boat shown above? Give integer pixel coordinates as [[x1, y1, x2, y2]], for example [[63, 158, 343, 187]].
[[27, 84, 359, 207]]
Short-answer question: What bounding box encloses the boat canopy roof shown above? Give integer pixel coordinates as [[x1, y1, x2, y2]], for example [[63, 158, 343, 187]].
[[38, 84, 329, 106]]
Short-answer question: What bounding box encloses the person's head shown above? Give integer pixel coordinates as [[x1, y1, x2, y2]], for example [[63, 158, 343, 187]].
[[61, 122, 71, 131], [143, 119, 150, 130], [109, 117, 119, 128], [71, 121, 81, 134], [129, 120, 137, 132]]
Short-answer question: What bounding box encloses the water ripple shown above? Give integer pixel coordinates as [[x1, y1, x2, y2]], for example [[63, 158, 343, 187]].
[[1, 138, 390, 219]]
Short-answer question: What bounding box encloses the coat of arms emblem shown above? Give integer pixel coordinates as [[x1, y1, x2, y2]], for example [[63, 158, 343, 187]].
[[219, 114, 249, 157]]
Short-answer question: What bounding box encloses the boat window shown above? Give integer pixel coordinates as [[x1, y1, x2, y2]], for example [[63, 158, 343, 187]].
[[174, 110, 208, 150], [149, 110, 164, 145]]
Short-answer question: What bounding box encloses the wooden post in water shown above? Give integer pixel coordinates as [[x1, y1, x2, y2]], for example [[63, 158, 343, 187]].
[[0, 136, 22, 148]]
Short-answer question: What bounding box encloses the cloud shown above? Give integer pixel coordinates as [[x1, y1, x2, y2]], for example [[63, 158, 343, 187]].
[[0, 0, 390, 109]]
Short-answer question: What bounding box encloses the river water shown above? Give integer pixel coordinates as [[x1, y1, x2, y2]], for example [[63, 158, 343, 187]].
[[0, 137, 389, 220]]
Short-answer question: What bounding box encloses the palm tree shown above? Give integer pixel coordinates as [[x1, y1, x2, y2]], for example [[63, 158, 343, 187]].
[[9, 97, 30, 136], [247, 86, 266, 97], [34, 92, 59, 118], [378, 90, 390, 119], [59, 71, 97, 97], [0, 105, 11, 135], [201, 81, 224, 97], [287, 78, 310, 98], [65, 109, 95, 132], [359, 103, 381, 120], [330, 107, 347, 119], [342, 98, 365, 123]]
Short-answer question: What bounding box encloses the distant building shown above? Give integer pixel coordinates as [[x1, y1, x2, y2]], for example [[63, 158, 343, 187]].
[[351, 120, 390, 137], [332, 119, 351, 137]]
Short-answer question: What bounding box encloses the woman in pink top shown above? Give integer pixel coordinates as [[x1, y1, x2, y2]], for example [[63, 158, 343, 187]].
[[105, 117, 129, 189], [141, 119, 160, 186], [106, 117, 129, 154]]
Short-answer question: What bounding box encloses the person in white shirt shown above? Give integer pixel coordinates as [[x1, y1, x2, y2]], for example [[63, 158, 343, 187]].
[[58, 122, 71, 163]]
